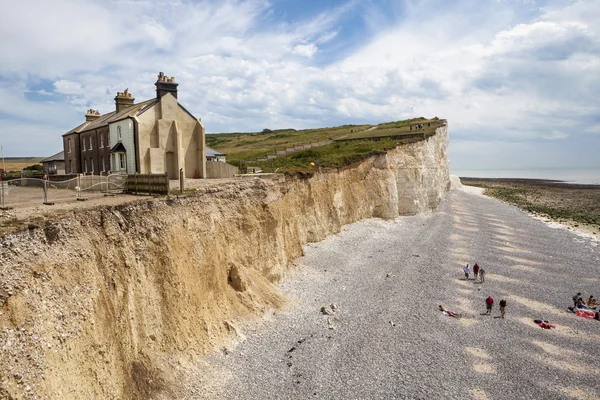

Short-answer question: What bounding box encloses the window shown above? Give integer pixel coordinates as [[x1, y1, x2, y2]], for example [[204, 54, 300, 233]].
[[101, 156, 105, 171], [91, 159, 94, 174], [68, 139, 72, 153], [89, 136, 93, 150], [82, 138, 86, 151], [117, 125, 122, 140], [119, 153, 126, 170], [84, 159, 88, 173], [112, 154, 116, 171], [100, 134, 104, 148], [69, 160, 72, 173]]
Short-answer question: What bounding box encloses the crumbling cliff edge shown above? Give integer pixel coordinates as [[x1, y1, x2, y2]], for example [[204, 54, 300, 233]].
[[0, 126, 449, 399]]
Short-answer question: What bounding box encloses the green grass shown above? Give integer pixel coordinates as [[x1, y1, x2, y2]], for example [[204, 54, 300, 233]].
[[207, 117, 445, 172], [251, 137, 423, 173]]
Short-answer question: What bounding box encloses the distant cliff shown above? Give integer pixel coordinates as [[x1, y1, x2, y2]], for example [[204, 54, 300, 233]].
[[0, 126, 449, 399]]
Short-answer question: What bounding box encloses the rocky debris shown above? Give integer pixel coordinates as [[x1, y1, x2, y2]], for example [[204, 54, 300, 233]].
[[320, 303, 338, 315], [326, 317, 339, 330], [389, 320, 396, 327]]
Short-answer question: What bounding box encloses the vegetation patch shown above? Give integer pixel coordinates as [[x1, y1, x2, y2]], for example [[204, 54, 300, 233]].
[[461, 178, 600, 229], [207, 117, 443, 173]]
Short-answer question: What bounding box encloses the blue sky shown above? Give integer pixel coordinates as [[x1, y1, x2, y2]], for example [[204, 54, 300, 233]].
[[0, 0, 599, 173]]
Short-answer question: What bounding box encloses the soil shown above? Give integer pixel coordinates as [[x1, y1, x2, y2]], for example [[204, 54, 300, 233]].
[[459, 177, 600, 238], [0, 178, 236, 237]]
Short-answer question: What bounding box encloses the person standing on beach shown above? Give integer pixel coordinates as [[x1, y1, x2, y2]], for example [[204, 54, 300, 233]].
[[485, 296, 494, 315], [499, 299, 507, 318], [473, 263, 480, 281], [479, 268, 486, 283], [463, 264, 470, 280]]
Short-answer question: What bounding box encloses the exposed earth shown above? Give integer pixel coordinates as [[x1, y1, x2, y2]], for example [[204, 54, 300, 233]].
[[188, 187, 600, 399]]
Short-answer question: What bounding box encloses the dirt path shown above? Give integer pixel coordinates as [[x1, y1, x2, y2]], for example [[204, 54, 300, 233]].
[[189, 189, 600, 399]]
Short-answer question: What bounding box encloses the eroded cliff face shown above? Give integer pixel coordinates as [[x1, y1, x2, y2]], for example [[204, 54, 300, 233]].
[[0, 127, 449, 399]]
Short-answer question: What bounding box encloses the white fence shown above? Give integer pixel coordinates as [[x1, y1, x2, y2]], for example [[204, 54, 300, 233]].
[[0, 174, 126, 209]]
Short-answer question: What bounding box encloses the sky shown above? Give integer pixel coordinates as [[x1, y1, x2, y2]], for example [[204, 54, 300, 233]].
[[0, 0, 599, 173]]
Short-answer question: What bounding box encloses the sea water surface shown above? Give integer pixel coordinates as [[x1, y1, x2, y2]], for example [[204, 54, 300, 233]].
[[451, 169, 600, 185]]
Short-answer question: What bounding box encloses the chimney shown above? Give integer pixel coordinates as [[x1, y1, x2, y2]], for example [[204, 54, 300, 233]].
[[114, 88, 135, 112], [155, 72, 178, 99], [85, 109, 101, 122]]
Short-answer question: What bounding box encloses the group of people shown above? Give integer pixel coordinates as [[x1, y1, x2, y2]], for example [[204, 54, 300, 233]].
[[570, 292, 600, 320], [440, 263, 506, 319], [463, 263, 486, 283], [485, 296, 507, 318]]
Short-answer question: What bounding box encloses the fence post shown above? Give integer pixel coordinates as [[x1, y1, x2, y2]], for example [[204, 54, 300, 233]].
[[179, 169, 184, 194]]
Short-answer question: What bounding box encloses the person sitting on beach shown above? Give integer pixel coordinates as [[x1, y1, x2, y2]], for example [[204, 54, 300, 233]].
[[587, 295, 597, 309], [576, 298, 587, 309], [595, 311, 600, 321], [573, 292, 582, 307]]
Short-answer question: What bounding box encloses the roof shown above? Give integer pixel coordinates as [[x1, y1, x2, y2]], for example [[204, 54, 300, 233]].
[[62, 121, 90, 137], [63, 93, 198, 136], [79, 98, 158, 133], [41, 151, 65, 163], [110, 142, 127, 153], [206, 147, 225, 157]]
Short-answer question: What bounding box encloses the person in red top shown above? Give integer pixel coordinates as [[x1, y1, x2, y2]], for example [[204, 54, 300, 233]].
[[485, 296, 494, 315], [473, 263, 480, 281]]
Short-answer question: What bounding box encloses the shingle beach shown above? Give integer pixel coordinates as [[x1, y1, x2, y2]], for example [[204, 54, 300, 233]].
[[191, 188, 600, 399]]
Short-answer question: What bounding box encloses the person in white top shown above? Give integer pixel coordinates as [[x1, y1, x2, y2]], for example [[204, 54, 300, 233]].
[[463, 264, 470, 280]]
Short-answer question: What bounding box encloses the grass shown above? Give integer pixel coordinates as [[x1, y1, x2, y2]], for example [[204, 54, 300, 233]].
[[206, 117, 444, 172], [1, 157, 44, 173]]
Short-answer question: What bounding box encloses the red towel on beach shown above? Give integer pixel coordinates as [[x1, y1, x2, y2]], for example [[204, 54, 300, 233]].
[[576, 309, 596, 319]]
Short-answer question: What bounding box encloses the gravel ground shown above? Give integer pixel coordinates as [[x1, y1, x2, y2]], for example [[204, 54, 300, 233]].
[[190, 189, 600, 400]]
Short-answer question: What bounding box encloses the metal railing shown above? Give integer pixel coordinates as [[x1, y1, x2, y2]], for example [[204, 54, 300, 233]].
[[0, 174, 127, 209]]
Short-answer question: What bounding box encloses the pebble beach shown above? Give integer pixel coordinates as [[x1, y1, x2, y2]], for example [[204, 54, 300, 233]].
[[191, 187, 600, 399]]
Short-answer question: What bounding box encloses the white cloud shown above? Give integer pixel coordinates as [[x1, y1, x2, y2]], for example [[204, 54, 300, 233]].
[[292, 43, 318, 58], [0, 0, 598, 170]]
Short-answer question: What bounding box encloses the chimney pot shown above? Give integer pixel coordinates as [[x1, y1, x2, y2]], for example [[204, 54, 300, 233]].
[[155, 71, 179, 99], [115, 88, 135, 112]]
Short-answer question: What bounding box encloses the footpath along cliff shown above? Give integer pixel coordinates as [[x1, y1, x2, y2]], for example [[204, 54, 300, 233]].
[[0, 126, 449, 399]]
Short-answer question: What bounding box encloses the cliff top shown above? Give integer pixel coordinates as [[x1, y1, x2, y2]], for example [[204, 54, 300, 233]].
[[207, 117, 445, 173]]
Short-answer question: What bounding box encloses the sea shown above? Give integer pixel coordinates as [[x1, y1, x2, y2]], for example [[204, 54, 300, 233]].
[[451, 169, 600, 185]]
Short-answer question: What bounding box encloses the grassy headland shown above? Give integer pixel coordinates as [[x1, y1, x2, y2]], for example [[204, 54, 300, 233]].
[[206, 117, 444, 173], [460, 178, 600, 231]]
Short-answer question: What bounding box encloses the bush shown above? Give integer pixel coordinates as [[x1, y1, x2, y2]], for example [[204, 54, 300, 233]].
[[23, 164, 43, 172]]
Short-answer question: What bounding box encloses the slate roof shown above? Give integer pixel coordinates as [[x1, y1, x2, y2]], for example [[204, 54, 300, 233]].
[[110, 142, 127, 153], [41, 151, 65, 162], [63, 121, 90, 136], [62, 94, 198, 137], [206, 147, 225, 157], [79, 98, 158, 133]]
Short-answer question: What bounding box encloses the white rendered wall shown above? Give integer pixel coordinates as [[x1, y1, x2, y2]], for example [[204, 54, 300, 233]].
[[108, 119, 136, 174]]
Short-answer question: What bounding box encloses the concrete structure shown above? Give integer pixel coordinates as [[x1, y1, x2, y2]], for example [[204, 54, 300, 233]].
[[41, 151, 65, 175], [62, 73, 206, 179]]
